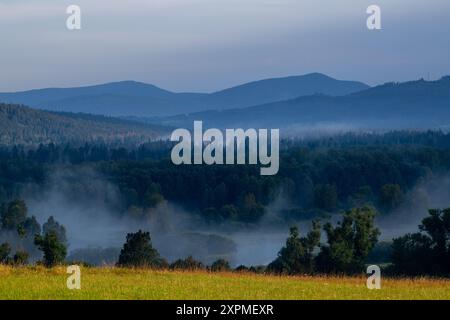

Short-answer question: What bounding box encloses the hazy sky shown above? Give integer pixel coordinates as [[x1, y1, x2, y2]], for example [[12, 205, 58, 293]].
[[1, 0, 450, 92]]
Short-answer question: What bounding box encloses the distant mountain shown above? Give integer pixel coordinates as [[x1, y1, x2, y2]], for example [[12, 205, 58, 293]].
[[0, 81, 178, 117], [0, 103, 169, 146], [155, 77, 450, 132], [205, 73, 369, 109], [0, 74, 369, 117]]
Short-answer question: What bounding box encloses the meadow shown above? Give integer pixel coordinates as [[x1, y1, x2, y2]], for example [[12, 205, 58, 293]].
[[0, 266, 449, 300]]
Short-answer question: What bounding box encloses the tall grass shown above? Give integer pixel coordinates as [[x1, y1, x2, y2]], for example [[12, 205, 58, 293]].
[[0, 265, 449, 300]]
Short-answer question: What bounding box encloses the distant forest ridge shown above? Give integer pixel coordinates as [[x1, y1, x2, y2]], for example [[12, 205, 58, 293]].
[[155, 76, 450, 130], [0, 74, 449, 146], [0, 103, 170, 146], [1, 130, 449, 227], [0, 73, 369, 117]]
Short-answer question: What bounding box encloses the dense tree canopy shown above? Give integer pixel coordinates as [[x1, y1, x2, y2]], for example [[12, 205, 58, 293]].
[[268, 221, 321, 274], [391, 208, 450, 276], [315, 207, 380, 274], [117, 230, 166, 268], [0, 132, 449, 224], [34, 231, 67, 267], [0, 131, 449, 276]]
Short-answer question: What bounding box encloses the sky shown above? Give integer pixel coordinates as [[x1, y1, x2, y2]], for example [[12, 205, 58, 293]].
[[0, 0, 450, 92]]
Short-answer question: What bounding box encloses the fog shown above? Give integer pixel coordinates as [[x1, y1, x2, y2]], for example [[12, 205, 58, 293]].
[[22, 166, 238, 264], [18, 166, 293, 266], [376, 174, 450, 240], [19, 165, 450, 267]]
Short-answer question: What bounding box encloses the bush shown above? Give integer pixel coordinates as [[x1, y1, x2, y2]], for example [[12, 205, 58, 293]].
[[117, 230, 166, 268], [170, 256, 204, 271], [391, 208, 450, 276], [210, 259, 231, 272], [13, 250, 29, 265], [34, 230, 67, 267], [267, 220, 321, 275], [67, 247, 120, 266], [249, 265, 266, 274], [234, 265, 249, 272], [315, 206, 380, 274], [0, 242, 11, 264]]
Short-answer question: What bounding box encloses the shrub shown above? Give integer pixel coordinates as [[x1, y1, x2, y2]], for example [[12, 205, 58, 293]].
[[391, 208, 450, 276], [117, 230, 165, 268], [0, 242, 11, 264], [315, 207, 380, 274], [267, 220, 321, 275], [13, 250, 29, 265], [170, 256, 204, 271], [34, 230, 67, 267], [210, 259, 231, 272], [234, 265, 249, 272]]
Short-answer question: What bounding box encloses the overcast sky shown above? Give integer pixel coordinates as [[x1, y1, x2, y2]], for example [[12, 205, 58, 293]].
[[1, 0, 449, 92]]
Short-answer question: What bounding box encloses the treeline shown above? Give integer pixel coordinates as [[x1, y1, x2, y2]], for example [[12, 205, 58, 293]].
[[97, 206, 450, 276], [0, 103, 166, 146], [282, 130, 450, 149], [3, 200, 448, 277], [0, 199, 67, 266], [1, 132, 450, 223], [66, 141, 450, 223], [2, 130, 450, 163]]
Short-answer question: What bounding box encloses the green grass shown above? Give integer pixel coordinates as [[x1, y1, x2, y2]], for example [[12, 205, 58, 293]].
[[0, 266, 449, 300]]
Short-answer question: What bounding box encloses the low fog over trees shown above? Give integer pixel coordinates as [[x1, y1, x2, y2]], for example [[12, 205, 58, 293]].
[[0, 131, 449, 276]]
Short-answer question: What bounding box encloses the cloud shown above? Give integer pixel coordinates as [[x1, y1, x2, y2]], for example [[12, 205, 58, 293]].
[[0, 0, 449, 92]]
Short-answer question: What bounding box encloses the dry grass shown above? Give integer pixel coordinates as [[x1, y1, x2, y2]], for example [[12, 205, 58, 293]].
[[0, 265, 449, 300]]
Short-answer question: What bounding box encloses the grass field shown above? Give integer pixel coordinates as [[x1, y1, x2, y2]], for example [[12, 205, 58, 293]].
[[0, 266, 449, 300]]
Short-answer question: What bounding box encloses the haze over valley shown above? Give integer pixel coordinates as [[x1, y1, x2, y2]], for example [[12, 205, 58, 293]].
[[1, 72, 449, 267]]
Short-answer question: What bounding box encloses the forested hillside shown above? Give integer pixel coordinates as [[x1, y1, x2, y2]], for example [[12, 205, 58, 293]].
[[157, 76, 450, 130], [0, 103, 169, 145], [0, 74, 368, 117], [1, 131, 449, 224]]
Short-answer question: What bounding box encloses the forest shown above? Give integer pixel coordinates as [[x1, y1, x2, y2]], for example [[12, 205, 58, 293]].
[[0, 130, 449, 276], [1, 130, 449, 223]]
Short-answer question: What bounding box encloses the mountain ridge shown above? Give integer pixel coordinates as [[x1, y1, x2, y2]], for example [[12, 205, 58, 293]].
[[0, 73, 369, 117], [0, 103, 170, 146], [153, 76, 450, 131]]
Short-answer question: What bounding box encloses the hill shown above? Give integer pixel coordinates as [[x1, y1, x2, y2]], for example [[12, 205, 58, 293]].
[[156, 77, 450, 132], [0, 103, 169, 146], [0, 74, 369, 117], [206, 72, 368, 109]]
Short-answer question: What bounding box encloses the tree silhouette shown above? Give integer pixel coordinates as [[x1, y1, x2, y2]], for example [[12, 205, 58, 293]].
[[316, 207, 379, 274], [34, 230, 67, 267], [117, 230, 165, 268], [268, 220, 321, 274], [392, 208, 450, 276]]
